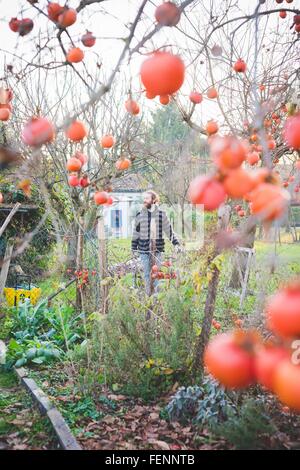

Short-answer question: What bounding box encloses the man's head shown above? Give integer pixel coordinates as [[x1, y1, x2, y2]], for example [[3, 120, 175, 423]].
[[143, 190, 159, 209]]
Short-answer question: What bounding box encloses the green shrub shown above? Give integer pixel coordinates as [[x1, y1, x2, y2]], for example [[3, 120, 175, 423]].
[[213, 398, 275, 449], [97, 280, 201, 400]]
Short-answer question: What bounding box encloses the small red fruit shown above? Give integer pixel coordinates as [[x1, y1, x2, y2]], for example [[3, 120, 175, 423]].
[[250, 183, 290, 221], [188, 175, 226, 211], [9, 18, 21, 32], [58, 8, 77, 27], [22, 117, 55, 147], [75, 151, 87, 166], [266, 281, 300, 338], [233, 58, 247, 73], [125, 99, 140, 115], [66, 121, 87, 141], [206, 120, 218, 136], [66, 47, 84, 63], [115, 158, 131, 171], [68, 174, 80, 187], [140, 51, 185, 96], [154, 2, 181, 27], [67, 158, 82, 172], [254, 346, 288, 391], [159, 95, 170, 105], [207, 87, 218, 99], [189, 91, 202, 104], [273, 360, 300, 412], [81, 31, 96, 47], [47, 3, 64, 21], [0, 108, 10, 121], [94, 191, 108, 205], [101, 135, 115, 148], [247, 151, 260, 166], [79, 176, 90, 188], [284, 114, 300, 150], [204, 332, 256, 389]]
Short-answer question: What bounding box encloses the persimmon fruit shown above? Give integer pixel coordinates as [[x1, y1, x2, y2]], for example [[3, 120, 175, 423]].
[[266, 281, 300, 338], [58, 8, 77, 27], [273, 360, 300, 412], [189, 91, 202, 104], [22, 117, 55, 147], [254, 346, 288, 391], [115, 158, 131, 171], [94, 191, 108, 205], [188, 175, 226, 211], [204, 332, 256, 389], [250, 183, 289, 221], [206, 120, 218, 136], [284, 114, 300, 150], [155, 2, 181, 27], [66, 121, 87, 141], [101, 135, 115, 148], [233, 58, 247, 73], [67, 158, 82, 172], [140, 51, 185, 96], [67, 48, 84, 63], [81, 31, 96, 47]]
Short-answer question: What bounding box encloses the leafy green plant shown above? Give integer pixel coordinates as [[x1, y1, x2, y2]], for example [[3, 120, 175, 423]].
[[6, 338, 62, 368], [213, 398, 275, 450], [44, 304, 85, 348], [2, 299, 85, 368], [166, 377, 237, 426], [61, 397, 103, 426]]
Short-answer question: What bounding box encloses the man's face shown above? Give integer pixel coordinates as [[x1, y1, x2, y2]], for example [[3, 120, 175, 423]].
[[143, 192, 153, 209]]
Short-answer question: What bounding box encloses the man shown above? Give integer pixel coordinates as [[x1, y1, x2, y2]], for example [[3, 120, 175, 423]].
[[131, 190, 181, 295]]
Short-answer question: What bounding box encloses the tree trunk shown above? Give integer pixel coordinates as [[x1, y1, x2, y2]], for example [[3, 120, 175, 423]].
[[192, 204, 231, 376], [193, 262, 220, 374]]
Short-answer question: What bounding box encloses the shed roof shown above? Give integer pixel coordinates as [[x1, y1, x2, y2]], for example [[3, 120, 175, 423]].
[[111, 172, 150, 193]]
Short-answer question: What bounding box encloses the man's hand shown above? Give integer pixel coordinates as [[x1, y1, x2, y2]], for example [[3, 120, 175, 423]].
[[174, 245, 183, 254], [132, 250, 139, 259]]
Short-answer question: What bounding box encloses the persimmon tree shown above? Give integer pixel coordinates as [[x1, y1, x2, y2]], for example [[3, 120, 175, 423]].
[[0, 0, 300, 414]]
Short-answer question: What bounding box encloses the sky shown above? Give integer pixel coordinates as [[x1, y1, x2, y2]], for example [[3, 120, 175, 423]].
[[0, 0, 298, 129]]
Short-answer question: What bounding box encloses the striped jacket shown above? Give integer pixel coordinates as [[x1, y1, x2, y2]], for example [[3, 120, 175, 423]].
[[131, 205, 179, 253]]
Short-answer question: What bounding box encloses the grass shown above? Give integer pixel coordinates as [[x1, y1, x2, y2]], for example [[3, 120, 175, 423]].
[[0, 369, 57, 449]]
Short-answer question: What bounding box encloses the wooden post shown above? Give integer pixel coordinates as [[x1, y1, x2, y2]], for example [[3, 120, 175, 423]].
[[0, 242, 14, 303], [75, 217, 84, 312], [0, 203, 21, 237], [97, 212, 108, 314]]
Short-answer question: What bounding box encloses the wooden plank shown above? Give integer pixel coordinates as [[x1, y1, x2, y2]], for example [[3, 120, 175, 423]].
[[15, 367, 81, 450], [0, 242, 14, 301], [0, 202, 21, 237]]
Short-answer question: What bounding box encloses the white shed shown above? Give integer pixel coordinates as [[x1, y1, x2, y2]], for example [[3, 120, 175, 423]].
[[103, 174, 149, 239]]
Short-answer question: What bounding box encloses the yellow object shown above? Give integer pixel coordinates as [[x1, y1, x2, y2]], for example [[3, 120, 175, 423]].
[[3, 287, 41, 306]]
